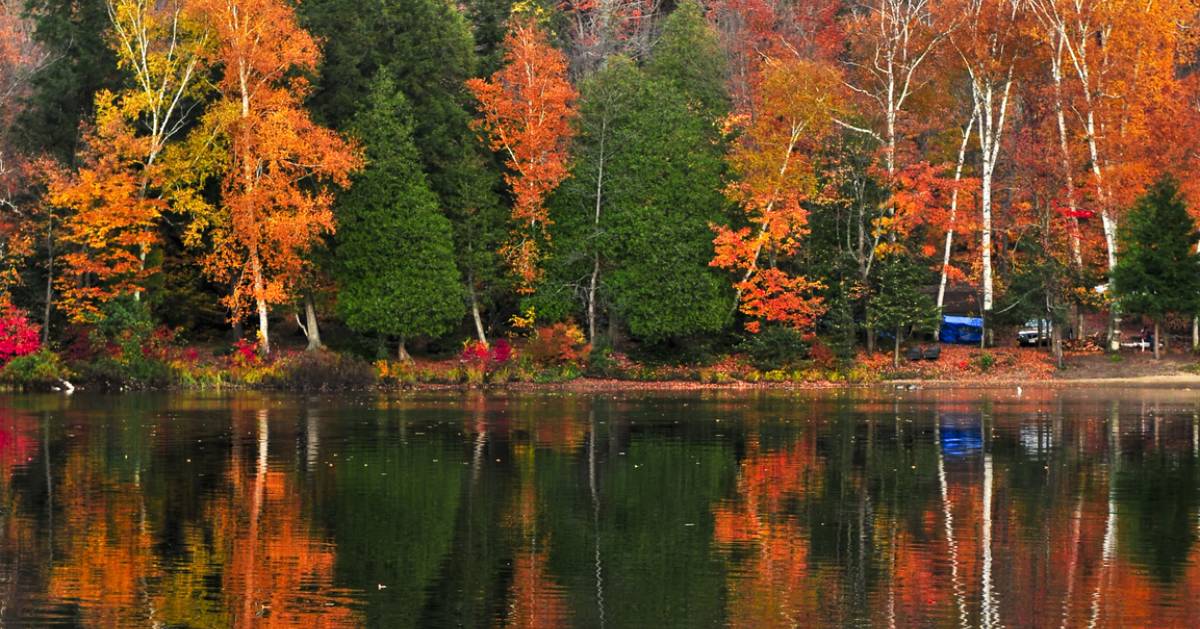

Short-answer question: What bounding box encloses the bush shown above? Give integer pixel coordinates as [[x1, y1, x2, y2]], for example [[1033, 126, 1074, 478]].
[[972, 352, 997, 373], [75, 299, 174, 388], [459, 338, 515, 385], [738, 325, 809, 371], [265, 351, 377, 391], [526, 321, 590, 368], [0, 307, 40, 365], [2, 349, 68, 388], [586, 346, 622, 378]]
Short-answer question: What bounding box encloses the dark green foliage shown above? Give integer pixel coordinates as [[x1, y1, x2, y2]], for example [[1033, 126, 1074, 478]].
[[738, 325, 809, 370], [540, 4, 733, 344], [463, 0, 518, 74], [1112, 176, 1200, 322], [18, 0, 120, 160], [78, 299, 172, 388], [1, 349, 68, 388], [824, 284, 859, 362], [300, 0, 494, 207], [303, 0, 505, 336], [868, 254, 938, 344], [644, 0, 729, 120], [334, 76, 465, 342]]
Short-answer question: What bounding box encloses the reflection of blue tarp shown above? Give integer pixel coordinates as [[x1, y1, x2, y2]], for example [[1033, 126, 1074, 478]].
[[940, 315, 984, 345], [940, 414, 983, 458]]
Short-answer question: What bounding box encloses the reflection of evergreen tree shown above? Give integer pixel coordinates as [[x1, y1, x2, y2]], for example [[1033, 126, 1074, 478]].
[[324, 436, 464, 627], [1117, 452, 1200, 583], [525, 404, 736, 628]]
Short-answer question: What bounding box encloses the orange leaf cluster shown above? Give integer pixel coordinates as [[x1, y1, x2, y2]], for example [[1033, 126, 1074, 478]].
[[48, 94, 163, 322], [713, 59, 842, 333], [467, 19, 577, 292]]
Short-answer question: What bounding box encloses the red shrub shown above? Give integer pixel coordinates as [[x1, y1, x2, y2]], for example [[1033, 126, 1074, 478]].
[[460, 338, 516, 371], [0, 308, 40, 365], [491, 339, 514, 364], [230, 339, 261, 367], [808, 340, 836, 369]]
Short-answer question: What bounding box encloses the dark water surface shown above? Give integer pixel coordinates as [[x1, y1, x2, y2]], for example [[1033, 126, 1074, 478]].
[[2, 388, 1200, 627]]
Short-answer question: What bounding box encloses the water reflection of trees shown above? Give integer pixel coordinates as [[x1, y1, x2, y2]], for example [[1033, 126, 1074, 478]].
[[10, 398, 361, 627], [704, 392, 1200, 627], [8, 391, 1200, 626]]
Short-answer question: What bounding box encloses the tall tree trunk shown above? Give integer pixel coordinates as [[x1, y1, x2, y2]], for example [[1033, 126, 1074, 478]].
[[1192, 316, 1197, 352], [1154, 320, 1161, 360], [1050, 33, 1084, 267], [937, 107, 978, 333], [587, 119, 606, 344], [303, 294, 321, 351], [467, 275, 488, 345], [251, 247, 269, 355], [42, 217, 54, 346], [1053, 320, 1064, 368], [397, 337, 411, 362], [893, 327, 901, 368], [588, 256, 600, 344], [972, 68, 1013, 344], [1083, 108, 1121, 350]]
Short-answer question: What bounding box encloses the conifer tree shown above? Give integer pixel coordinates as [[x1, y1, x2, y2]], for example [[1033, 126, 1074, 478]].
[[302, 0, 504, 343], [1112, 176, 1200, 359], [540, 2, 732, 343], [868, 254, 938, 366], [335, 75, 465, 360]]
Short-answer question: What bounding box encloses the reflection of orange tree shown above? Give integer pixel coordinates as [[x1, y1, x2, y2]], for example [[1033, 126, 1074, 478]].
[[205, 413, 359, 628], [47, 450, 161, 627], [48, 411, 359, 628], [712, 434, 832, 626], [504, 444, 571, 629]]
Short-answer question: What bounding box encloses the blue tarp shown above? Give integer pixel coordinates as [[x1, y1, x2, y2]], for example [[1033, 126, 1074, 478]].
[[940, 315, 984, 345], [939, 414, 983, 458]]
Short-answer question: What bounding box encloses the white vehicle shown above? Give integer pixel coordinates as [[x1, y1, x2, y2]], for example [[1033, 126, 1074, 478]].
[[1017, 319, 1052, 346]]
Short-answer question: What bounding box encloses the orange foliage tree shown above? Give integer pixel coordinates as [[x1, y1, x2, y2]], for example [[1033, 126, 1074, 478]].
[[48, 97, 164, 322], [466, 18, 577, 293], [48, 0, 209, 321], [712, 59, 841, 334], [193, 0, 360, 354]]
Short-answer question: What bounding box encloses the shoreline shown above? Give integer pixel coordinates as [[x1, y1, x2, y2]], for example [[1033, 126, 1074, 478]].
[[499, 373, 1200, 392], [11, 374, 1200, 395]]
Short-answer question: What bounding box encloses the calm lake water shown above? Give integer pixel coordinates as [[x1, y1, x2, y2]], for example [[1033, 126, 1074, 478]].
[[2, 388, 1200, 627]]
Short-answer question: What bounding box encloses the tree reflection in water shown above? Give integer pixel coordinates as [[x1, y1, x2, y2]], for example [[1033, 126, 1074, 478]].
[[0, 389, 1199, 626]]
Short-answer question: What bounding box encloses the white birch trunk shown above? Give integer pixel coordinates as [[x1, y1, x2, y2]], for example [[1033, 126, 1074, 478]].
[[937, 108, 978, 317]]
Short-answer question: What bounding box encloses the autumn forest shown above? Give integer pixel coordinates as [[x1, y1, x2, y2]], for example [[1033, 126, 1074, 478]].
[[1, 0, 1199, 388]]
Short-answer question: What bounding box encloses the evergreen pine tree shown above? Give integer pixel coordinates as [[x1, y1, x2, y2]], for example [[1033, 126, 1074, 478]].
[[334, 75, 465, 360], [17, 0, 120, 161], [539, 3, 732, 345], [1112, 176, 1200, 359], [301, 0, 506, 343], [868, 254, 938, 366]]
